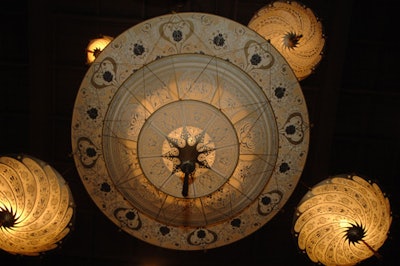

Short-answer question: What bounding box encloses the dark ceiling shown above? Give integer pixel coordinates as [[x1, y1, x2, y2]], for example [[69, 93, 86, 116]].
[[1, 0, 399, 265]]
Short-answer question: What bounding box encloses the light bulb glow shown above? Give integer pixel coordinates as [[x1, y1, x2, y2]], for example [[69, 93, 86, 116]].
[[86, 35, 113, 64]]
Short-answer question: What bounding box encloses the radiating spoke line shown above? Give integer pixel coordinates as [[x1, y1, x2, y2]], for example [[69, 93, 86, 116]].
[[156, 194, 169, 222], [198, 198, 239, 225], [220, 99, 270, 113], [198, 187, 254, 221], [145, 119, 174, 144], [142, 61, 180, 100], [232, 101, 270, 125], [113, 168, 143, 187], [102, 133, 138, 143], [157, 172, 179, 192], [102, 122, 137, 149], [179, 56, 218, 99], [239, 153, 279, 169]]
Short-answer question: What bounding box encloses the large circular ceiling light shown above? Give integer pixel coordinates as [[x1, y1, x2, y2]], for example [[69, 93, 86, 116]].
[[71, 12, 309, 250]]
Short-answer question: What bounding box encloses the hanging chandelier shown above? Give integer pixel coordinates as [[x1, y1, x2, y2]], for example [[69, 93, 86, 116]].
[[0, 154, 75, 256], [72, 12, 310, 250], [293, 174, 392, 265], [248, 0, 325, 80]]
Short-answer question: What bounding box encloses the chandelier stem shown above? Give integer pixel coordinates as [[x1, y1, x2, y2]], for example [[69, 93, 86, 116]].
[[180, 160, 195, 198], [182, 172, 189, 197], [361, 239, 382, 259]]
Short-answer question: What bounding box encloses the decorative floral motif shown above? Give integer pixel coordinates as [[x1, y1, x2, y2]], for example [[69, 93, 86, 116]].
[[282, 112, 305, 145], [213, 33, 225, 47], [279, 162, 290, 173], [128, 41, 147, 63], [159, 226, 170, 236], [77, 137, 99, 168], [114, 208, 142, 230], [160, 17, 193, 52], [244, 40, 274, 70], [274, 86, 287, 99], [100, 182, 111, 192], [86, 107, 98, 120], [172, 30, 183, 42], [91, 57, 117, 88], [257, 190, 283, 216], [239, 122, 256, 150], [132, 43, 145, 56], [250, 54, 262, 65], [231, 218, 241, 228], [187, 228, 218, 246]]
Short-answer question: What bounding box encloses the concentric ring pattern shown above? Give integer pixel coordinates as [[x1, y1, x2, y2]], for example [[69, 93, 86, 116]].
[[71, 12, 309, 250], [293, 174, 392, 265], [0, 154, 75, 256]]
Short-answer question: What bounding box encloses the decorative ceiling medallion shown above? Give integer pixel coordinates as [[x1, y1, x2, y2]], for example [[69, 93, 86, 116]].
[[293, 174, 392, 265], [248, 1, 325, 80], [71, 12, 309, 250], [0, 154, 75, 256]]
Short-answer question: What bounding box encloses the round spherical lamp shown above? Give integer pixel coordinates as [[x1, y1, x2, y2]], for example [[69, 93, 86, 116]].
[[293, 174, 392, 265], [248, 0, 325, 80], [0, 154, 75, 256], [86, 35, 113, 64]]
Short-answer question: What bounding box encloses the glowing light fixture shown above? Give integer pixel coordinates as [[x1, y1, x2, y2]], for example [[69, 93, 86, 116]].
[[86, 35, 113, 64], [72, 12, 309, 250], [293, 174, 392, 265], [0, 154, 75, 256], [248, 0, 325, 80]]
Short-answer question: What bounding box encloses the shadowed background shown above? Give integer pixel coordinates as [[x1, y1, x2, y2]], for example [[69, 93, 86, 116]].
[[1, 0, 398, 265]]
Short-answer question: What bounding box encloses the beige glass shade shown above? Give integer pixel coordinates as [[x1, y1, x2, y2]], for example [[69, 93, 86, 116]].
[[86, 35, 113, 64], [293, 174, 392, 266], [72, 12, 309, 250], [0, 154, 75, 256], [248, 1, 325, 80]]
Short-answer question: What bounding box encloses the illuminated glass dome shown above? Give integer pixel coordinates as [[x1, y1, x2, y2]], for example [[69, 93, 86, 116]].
[[0, 154, 75, 256], [293, 174, 392, 265]]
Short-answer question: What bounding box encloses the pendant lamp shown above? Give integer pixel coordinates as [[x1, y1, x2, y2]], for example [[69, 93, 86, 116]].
[[248, 1, 325, 80], [0, 154, 75, 256], [293, 174, 392, 265]]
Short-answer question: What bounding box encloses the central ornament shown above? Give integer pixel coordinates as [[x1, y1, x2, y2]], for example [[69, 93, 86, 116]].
[[138, 100, 238, 199], [0, 207, 16, 229], [165, 125, 213, 197]]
